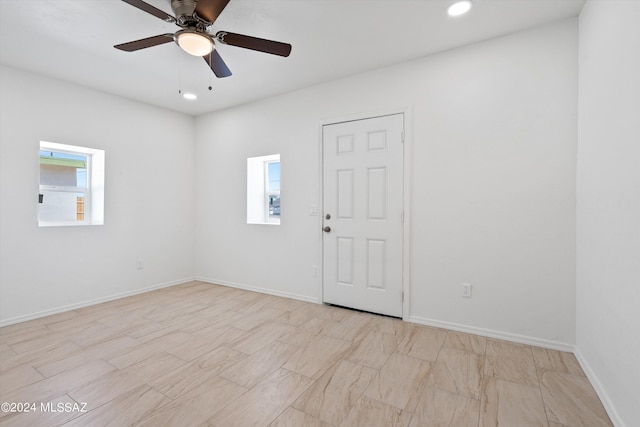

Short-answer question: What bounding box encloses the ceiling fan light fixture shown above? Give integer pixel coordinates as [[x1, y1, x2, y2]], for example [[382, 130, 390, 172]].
[[448, 0, 473, 16], [176, 30, 213, 56]]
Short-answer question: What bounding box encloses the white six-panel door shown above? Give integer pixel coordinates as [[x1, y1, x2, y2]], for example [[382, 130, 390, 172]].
[[322, 113, 404, 317]]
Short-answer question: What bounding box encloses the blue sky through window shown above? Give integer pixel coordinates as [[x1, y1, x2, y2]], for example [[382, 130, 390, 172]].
[[268, 162, 280, 192]]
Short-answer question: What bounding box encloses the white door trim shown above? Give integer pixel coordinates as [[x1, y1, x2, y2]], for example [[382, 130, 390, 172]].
[[318, 107, 412, 320]]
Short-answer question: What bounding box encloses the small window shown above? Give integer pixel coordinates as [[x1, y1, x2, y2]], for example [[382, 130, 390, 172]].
[[247, 154, 280, 225], [39, 141, 105, 227]]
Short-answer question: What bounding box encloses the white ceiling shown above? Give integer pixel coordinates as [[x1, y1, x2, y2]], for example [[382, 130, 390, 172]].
[[0, 0, 585, 116]]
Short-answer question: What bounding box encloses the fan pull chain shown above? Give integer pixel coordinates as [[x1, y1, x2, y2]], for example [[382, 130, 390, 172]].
[[177, 50, 182, 96], [208, 53, 213, 91]]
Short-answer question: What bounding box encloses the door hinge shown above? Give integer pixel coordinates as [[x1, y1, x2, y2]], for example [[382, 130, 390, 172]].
[[402, 291, 404, 303], [401, 211, 404, 224], [401, 131, 405, 143]]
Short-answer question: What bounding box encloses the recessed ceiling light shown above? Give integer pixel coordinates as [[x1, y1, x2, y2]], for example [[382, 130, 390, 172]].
[[182, 93, 197, 100], [448, 0, 473, 16]]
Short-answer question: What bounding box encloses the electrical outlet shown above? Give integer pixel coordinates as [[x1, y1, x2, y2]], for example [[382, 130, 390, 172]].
[[462, 283, 472, 298], [312, 265, 319, 277], [137, 259, 143, 270]]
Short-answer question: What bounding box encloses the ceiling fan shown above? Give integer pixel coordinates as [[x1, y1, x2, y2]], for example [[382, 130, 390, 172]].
[[114, 0, 292, 78]]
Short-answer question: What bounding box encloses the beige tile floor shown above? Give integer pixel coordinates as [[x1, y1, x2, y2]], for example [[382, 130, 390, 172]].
[[0, 281, 612, 426]]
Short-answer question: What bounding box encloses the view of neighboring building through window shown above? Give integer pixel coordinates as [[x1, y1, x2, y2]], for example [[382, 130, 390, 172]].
[[39, 150, 88, 222], [39, 141, 105, 226], [266, 160, 280, 220]]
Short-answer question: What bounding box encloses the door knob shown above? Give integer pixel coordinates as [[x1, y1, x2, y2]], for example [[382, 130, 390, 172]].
[[323, 226, 331, 233]]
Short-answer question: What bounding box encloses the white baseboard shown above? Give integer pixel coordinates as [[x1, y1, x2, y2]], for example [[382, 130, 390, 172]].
[[407, 315, 575, 352], [195, 276, 321, 305], [573, 347, 626, 427], [0, 277, 195, 328]]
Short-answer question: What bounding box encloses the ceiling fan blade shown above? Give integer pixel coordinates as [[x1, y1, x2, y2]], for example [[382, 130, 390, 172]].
[[204, 50, 232, 78], [121, 0, 175, 22], [195, 0, 231, 23], [114, 34, 175, 52], [216, 31, 292, 57]]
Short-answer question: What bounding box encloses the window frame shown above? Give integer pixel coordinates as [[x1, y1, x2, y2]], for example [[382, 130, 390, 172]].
[[38, 141, 105, 227], [247, 154, 280, 225]]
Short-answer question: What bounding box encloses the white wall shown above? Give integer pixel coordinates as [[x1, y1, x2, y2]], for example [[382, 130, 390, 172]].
[[195, 19, 578, 347], [0, 66, 196, 324], [576, 1, 640, 426]]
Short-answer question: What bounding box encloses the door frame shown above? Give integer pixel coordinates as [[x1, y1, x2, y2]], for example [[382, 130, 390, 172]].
[[318, 107, 412, 320]]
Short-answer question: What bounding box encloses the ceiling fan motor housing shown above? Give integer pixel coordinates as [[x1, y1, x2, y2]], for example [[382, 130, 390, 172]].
[[171, 0, 210, 30], [171, 0, 197, 19]]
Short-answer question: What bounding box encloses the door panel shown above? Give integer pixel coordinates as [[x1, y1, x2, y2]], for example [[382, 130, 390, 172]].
[[368, 167, 387, 220], [337, 169, 354, 219], [367, 239, 386, 290], [322, 113, 404, 317], [337, 237, 354, 285]]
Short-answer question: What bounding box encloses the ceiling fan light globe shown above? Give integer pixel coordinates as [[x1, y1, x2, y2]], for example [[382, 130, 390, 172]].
[[177, 31, 214, 56]]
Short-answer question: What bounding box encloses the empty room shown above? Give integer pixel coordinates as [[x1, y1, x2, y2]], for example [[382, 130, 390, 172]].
[[0, 0, 638, 426]]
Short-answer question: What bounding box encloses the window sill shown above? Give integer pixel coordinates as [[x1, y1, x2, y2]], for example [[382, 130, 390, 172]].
[[38, 221, 103, 227]]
